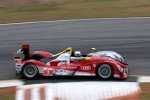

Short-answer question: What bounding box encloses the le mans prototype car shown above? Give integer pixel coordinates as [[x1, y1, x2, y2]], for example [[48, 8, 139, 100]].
[[14, 44, 128, 79]]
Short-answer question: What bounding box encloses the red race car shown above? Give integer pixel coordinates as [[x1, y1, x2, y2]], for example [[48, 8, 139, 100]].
[[14, 44, 128, 79]]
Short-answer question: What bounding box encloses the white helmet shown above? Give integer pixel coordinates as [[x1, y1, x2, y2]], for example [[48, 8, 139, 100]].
[[74, 51, 82, 57]]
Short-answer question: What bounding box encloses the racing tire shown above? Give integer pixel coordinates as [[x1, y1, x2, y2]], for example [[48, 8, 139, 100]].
[[96, 64, 113, 79], [22, 63, 39, 79]]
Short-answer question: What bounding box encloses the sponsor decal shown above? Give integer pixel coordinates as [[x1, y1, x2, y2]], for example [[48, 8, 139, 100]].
[[57, 62, 67, 66], [43, 68, 53, 76], [60, 66, 67, 69], [58, 69, 66, 74], [60, 70, 63, 73], [93, 64, 97, 67], [81, 66, 91, 70], [60, 66, 77, 70], [62, 60, 67, 63], [53, 69, 57, 74]]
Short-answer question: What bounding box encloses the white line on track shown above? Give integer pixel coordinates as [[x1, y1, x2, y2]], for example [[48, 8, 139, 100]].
[[0, 80, 23, 88], [138, 77, 150, 83], [0, 17, 150, 26]]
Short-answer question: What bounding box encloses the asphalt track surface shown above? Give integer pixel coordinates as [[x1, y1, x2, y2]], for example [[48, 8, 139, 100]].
[[0, 18, 150, 80]]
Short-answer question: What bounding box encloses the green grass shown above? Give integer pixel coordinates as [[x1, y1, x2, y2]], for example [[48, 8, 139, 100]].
[[0, 88, 15, 100], [140, 83, 150, 100], [0, 0, 150, 23]]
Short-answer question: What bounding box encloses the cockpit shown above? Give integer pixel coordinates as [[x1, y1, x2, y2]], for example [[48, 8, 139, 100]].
[[41, 47, 73, 64]]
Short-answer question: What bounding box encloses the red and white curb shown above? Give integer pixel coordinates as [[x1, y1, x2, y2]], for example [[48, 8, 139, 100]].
[[0, 76, 150, 100], [16, 82, 140, 100]]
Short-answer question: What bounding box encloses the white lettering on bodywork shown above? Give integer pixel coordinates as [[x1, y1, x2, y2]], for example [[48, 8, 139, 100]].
[[81, 66, 91, 70]]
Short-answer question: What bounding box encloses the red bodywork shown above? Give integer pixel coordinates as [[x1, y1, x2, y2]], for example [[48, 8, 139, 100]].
[[15, 45, 128, 79]]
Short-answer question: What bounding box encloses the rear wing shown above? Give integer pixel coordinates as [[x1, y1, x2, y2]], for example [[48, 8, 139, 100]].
[[14, 44, 30, 62]]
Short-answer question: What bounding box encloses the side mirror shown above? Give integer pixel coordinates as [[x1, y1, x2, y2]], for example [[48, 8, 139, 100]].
[[91, 48, 96, 51]]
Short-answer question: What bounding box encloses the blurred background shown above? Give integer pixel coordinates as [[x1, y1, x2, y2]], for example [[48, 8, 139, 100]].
[[0, 0, 84, 6], [0, 0, 150, 23], [0, 0, 150, 100]]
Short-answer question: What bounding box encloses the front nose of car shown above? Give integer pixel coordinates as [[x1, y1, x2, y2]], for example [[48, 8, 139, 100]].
[[114, 60, 128, 78], [116, 62, 128, 72]]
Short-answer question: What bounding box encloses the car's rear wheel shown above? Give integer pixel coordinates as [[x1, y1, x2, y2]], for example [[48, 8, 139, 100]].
[[97, 64, 113, 79], [22, 63, 39, 79]]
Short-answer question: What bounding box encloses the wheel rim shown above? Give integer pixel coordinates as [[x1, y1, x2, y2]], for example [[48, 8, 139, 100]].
[[23, 64, 38, 78], [98, 64, 112, 79]]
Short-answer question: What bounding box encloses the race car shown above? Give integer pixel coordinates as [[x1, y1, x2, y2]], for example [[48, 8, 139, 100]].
[[14, 44, 128, 79]]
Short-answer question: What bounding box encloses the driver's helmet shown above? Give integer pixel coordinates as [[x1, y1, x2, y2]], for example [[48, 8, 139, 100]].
[[74, 51, 82, 57]]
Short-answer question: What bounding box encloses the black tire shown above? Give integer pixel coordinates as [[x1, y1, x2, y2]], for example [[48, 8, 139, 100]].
[[22, 63, 39, 79], [96, 64, 113, 79]]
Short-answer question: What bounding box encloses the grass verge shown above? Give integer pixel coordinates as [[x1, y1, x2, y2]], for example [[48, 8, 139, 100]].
[[0, 0, 150, 23], [0, 87, 16, 100], [140, 83, 150, 100]]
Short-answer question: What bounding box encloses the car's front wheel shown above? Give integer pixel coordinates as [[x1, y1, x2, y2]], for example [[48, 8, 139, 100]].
[[22, 63, 39, 79], [96, 64, 113, 79]]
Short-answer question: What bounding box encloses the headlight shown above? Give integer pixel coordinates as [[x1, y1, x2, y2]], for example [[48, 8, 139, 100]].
[[116, 64, 124, 72]]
